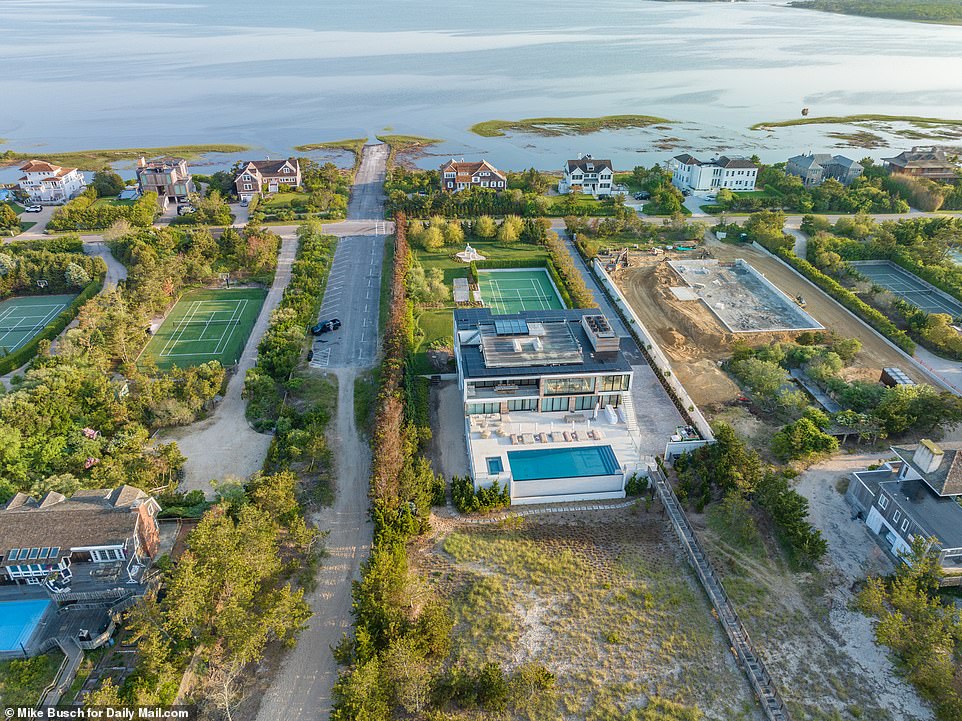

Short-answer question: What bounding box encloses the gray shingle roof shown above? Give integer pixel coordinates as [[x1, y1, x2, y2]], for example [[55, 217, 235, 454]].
[[879, 478, 962, 550], [893, 446, 962, 496]]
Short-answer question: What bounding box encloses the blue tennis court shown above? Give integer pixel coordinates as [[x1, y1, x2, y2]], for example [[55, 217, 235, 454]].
[[0, 599, 51, 652]]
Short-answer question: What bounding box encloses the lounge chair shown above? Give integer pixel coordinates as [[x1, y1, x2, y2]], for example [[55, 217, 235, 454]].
[[539, 432, 549, 443], [571, 431, 580, 441], [563, 432, 572, 442], [593, 429, 605, 440], [510, 434, 519, 445], [523, 433, 536, 444]]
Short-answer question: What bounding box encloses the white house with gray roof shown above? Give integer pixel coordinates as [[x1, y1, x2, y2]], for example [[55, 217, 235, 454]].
[[559, 155, 615, 196], [847, 440, 962, 582], [668, 153, 758, 192]]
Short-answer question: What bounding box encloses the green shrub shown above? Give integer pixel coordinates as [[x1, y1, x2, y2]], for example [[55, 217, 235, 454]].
[[451, 475, 510, 513]]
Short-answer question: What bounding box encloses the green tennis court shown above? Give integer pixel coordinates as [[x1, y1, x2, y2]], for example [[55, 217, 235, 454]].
[[141, 288, 267, 369], [477, 269, 566, 314], [0, 294, 76, 355]]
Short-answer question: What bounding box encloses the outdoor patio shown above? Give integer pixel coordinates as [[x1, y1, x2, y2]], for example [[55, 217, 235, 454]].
[[465, 408, 652, 487]]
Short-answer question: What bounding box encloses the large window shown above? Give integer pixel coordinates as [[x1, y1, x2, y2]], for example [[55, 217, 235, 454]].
[[600, 375, 630, 392], [507, 399, 537, 412], [575, 395, 599, 411], [544, 377, 595, 396], [467, 403, 499, 415], [541, 397, 569, 412], [600, 394, 622, 408]]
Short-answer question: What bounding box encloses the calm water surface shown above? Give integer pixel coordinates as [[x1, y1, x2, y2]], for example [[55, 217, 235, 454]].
[[1, 0, 962, 170]]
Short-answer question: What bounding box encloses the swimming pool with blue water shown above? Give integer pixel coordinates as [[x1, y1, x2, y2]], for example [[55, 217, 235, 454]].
[[508, 445, 620, 481], [0, 599, 51, 652]]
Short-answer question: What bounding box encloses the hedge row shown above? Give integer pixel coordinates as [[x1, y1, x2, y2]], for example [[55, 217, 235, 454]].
[[468, 257, 575, 308], [0, 276, 104, 375], [762, 243, 916, 353]]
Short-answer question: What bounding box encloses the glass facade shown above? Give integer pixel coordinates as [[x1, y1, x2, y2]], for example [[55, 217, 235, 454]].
[[600, 374, 630, 392], [467, 402, 499, 415], [543, 377, 595, 396], [574, 395, 600, 411], [507, 399, 537, 411], [541, 397, 569, 412]]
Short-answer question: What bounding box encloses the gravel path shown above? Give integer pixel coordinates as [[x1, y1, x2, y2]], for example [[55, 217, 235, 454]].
[[161, 231, 298, 496]]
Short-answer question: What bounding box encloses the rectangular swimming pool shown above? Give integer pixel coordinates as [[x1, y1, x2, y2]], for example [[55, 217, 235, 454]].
[[508, 445, 620, 481], [0, 599, 51, 652]]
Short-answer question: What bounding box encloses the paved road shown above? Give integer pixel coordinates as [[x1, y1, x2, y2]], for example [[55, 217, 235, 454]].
[[84, 241, 128, 286], [256, 144, 386, 721]]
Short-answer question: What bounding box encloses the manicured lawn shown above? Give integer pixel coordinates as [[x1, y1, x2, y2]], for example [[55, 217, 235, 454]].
[[139, 287, 266, 369], [0, 652, 64, 707], [9, 201, 26, 214], [415, 239, 549, 286], [259, 192, 304, 211], [411, 307, 455, 376]]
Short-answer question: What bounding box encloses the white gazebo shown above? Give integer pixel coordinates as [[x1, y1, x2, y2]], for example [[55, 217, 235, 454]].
[[455, 244, 486, 263]]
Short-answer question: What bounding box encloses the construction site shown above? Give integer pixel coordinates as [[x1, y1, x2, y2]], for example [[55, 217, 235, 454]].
[[668, 259, 823, 334], [608, 237, 933, 411]]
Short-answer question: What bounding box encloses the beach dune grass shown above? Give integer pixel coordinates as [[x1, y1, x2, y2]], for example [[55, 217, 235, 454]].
[[470, 114, 673, 138], [750, 113, 962, 130]]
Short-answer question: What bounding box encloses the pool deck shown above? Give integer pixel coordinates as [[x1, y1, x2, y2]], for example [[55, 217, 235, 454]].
[[465, 409, 651, 496]]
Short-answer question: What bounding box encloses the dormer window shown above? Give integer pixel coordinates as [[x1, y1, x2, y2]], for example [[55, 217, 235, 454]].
[[586, 164, 594, 171]]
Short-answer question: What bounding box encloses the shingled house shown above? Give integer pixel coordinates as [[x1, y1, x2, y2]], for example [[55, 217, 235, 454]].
[[234, 158, 302, 201], [786, 153, 864, 187], [0, 485, 161, 586], [882, 146, 959, 182], [847, 440, 962, 581], [439, 159, 506, 193]]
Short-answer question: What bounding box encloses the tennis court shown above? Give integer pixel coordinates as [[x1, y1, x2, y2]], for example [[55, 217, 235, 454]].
[[141, 288, 267, 369], [477, 269, 566, 314], [0, 294, 76, 355], [850, 261, 962, 318]]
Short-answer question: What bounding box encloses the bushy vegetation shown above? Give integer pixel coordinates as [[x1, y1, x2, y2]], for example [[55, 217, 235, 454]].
[[85, 472, 316, 717], [244, 221, 337, 427], [567, 208, 707, 259], [674, 423, 828, 568], [250, 161, 350, 222], [630, 165, 686, 216], [733, 210, 916, 352], [47, 188, 158, 231], [714, 162, 909, 214], [385, 167, 620, 218], [0, 236, 104, 296], [0, 202, 21, 234], [728, 337, 962, 448], [804, 214, 962, 358], [858, 539, 962, 721], [451, 474, 510, 513]]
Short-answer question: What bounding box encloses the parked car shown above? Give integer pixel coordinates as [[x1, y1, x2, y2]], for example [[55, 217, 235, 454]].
[[633, 191, 651, 200], [704, 194, 717, 202], [311, 318, 341, 335], [177, 205, 196, 216], [175, 195, 190, 204], [24, 205, 42, 213], [682, 189, 692, 197]]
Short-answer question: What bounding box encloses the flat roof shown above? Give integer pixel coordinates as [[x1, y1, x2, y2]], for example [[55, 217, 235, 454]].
[[455, 308, 632, 379], [880, 478, 962, 549]]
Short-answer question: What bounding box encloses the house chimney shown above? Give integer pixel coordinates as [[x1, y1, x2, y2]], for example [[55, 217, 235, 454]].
[[913, 439, 944, 474]]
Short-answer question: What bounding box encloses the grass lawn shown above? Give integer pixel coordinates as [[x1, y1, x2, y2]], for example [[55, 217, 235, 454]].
[[378, 236, 393, 336], [409, 239, 553, 374], [259, 192, 303, 211], [353, 368, 380, 438], [417, 510, 758, 719], [9, 201, 26, 214], [0, 652, 64, 706], [139, 287, 266, 370], [543, 194, 614, 216], [643, 202, 692, 217], [19, 221, 36, 233]]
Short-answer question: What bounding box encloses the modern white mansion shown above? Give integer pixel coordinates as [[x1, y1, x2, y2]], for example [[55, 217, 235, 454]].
[[454, 308, 647, 505], [668, 154, 758, 192]]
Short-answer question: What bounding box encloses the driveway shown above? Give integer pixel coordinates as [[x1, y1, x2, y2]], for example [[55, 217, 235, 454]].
[[15, 204, 56, 237], [255, 144, 387, 721]]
